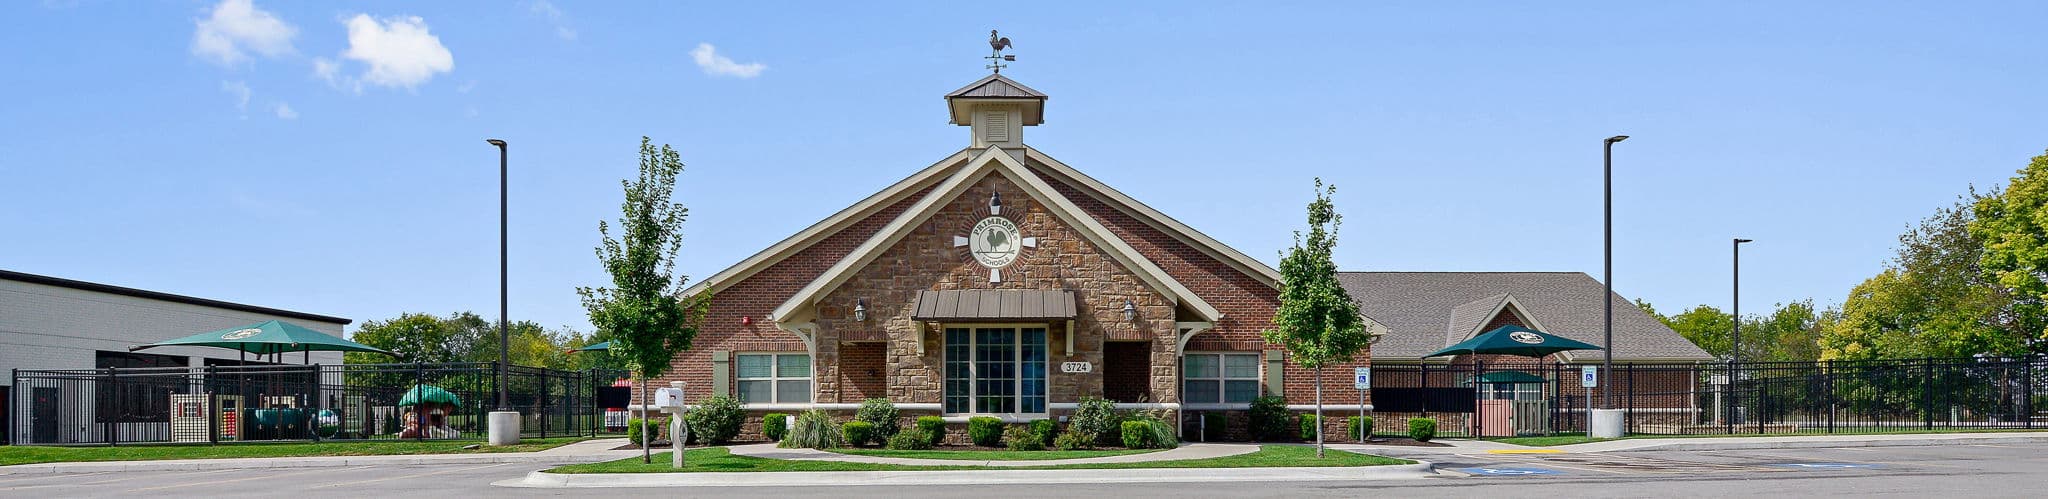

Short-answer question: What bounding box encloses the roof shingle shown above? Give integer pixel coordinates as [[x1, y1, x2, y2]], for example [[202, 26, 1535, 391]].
[[1338, 272, 1711, 362]]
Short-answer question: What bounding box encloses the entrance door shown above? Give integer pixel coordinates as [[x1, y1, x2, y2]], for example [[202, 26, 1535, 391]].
[[943, 327, 1047, 415], [32, 387, 59, 444]]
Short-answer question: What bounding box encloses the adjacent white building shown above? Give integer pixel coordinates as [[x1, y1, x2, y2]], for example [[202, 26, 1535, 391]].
[[2, 269, 350, 444]]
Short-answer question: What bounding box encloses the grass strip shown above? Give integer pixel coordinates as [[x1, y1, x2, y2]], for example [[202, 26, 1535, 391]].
[[548, 445, 1412, 473], [0, 437, 588, 466], [828, 448, 1160, 461]]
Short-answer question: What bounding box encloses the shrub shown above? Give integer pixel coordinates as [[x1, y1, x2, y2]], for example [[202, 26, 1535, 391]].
[[968, 416, 1005, 447], [1028, 419, 1057, 448], [781, 409, 842, 449], [1070, 397, 1119, 443], [763, 413, 790, 442], [686, 395, 745, 445], [916, 416, 947, 447], [626, 416, 668, 447], [1004, 425, 1045, 451], [1408, 418, 1437, 442], [1248, 395, 1291, 441], [1201, 412, 1227, 441], [886, 426, 935, 450], [1120, 420, 1153, 449], [1144, 418, 1178, 449], [842, 421, 877, 447], [1299, 414, 1320, 441], [855, 398, 901, 438], [1054, 430, 1095, 450], [1348, 416, 1374, 441]]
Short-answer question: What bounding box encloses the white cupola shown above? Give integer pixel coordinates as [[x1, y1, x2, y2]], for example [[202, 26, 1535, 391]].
[[944, 74, 1047, 150]]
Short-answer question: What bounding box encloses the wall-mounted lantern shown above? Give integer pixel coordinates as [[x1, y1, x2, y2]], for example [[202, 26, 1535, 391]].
[[990, 192, 1003, 215], [854, 298, 868, 322], [1122, 299, 1137, 321]]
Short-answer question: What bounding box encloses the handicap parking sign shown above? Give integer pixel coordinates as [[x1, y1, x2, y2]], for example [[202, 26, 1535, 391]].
[[1461, 467, 1563, 476]]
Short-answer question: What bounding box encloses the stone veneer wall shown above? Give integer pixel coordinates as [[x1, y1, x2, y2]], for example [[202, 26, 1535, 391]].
[[812, 172, 1178, 408]]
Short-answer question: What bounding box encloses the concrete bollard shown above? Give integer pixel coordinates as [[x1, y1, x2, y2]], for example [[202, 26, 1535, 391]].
[[1589, 409, 1625, 439], [488, 411, 523, 446]]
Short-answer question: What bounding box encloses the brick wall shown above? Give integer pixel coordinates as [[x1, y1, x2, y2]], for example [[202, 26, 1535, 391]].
[[1103, 341, 1153, 403]]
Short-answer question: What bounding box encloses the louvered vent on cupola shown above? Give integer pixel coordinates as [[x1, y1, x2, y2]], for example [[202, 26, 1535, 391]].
[[982, 111, 1010, 143]]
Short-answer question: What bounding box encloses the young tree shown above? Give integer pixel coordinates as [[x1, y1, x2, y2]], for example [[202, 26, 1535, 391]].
[[578, 137, 711, 464], [1261, 179, 1371, 458]]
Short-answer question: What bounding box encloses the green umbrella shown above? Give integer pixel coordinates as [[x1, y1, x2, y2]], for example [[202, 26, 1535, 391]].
[[130, 319, 396, 357], [1475, 371, 1547, 384], [1423, 325, 1602, 359], [398, 384, 462, 407], [571, 341, 610, 352]]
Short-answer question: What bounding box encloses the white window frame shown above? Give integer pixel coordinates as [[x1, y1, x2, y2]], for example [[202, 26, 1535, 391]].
[[942, 324, 1049, 416], [1182, 352, 1262, 405], [735, 352, 812, 404]]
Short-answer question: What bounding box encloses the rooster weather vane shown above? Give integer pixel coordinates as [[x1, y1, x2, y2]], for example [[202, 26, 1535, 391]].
[[986, 30, 1016, 74]]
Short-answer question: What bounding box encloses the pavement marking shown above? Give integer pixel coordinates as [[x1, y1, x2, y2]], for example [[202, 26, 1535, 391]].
[[1486, 449, 1566, 454], [307, 463, 515, 489], [1459, 467, 1563, 476], [1472, 455, 1631, 475], [0, 471, 112, 484], [0, 469, 239, 491], [124, 466, 365, 492]]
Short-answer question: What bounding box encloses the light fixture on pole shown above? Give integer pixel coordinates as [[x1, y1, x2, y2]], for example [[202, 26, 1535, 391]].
[[485, 138, 510, 412], [1601, 134, 1626, 409]]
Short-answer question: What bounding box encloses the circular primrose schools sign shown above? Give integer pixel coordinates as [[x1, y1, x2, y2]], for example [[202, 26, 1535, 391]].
[[970, 216, 1022, 268], [222, 328, 264, 340], [1508, 331, 1545, 344]]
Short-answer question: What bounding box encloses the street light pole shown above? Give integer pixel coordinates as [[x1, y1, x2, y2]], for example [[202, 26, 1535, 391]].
[[1602, 134, 1627, 409], [487, 138, 510, 412], [1733, 238, 1753, 365]]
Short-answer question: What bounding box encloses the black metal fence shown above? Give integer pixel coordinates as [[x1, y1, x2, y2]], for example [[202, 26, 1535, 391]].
[[8, 363, 628, 445], [1364, 356, 2047, 438]]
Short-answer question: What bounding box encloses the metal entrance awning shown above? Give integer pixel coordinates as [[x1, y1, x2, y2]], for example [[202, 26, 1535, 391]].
[[912, 289, 1076, 321]]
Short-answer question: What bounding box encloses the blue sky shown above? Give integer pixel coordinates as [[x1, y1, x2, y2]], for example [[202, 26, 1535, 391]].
[[4, 1, 2046, 335]]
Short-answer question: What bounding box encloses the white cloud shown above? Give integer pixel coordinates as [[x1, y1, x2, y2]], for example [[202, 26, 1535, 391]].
[[273, 102, 297, 119], [690, 43, 765, 78], [191, 0, 297, 67], [221, 80, 251, 112], [311, 57, 340, 85], [340, 14, 454, 90], [527, 1, 576, 41]]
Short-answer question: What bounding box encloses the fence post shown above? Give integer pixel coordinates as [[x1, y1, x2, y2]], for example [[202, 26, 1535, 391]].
[[1625, 363, 1635, 433], [414, 362, 426, 442], [1418, 363, 1429, 417], [1826, 359, 1836, 434], [2026, 356, 2035, 430], [1757, 368, 1767, 434], [540, 369, 550, 439], [106, 366, 118, 446], [1725, 360, 1735, 435], [1923, 358, 1935, 430]]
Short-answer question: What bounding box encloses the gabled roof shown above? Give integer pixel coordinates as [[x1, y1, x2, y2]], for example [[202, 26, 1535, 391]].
[[945, 74, 1048, 99], [1, 269, 350, 325], [1443, 293, 1549, 347], [771, 146, 1222, 324], [681, 149, 974, 298], [1023, 147, 1281, 288], [1338, 272, 1711, 362]]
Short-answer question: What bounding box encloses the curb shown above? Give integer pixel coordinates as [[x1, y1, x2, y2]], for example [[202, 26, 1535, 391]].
[[497, 461, 1442, 488], [0, 453, 631, 476], [1583, 434, 2048, 453]]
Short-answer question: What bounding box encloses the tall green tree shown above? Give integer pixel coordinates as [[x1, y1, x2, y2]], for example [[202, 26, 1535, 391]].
[[1261, 179, 1371, 459], [1970, 149, 2048, 355], [578, 137, 711, 464], [1825, 194, 2025, 360], [1661, 304, 1736, 360]]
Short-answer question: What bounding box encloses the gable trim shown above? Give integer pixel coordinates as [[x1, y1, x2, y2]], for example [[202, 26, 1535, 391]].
[[1023, 147, 1282, 288], [770, 146, 1222, 325], [681, 149, 975, 298], [1456, 294, 1551, 343]]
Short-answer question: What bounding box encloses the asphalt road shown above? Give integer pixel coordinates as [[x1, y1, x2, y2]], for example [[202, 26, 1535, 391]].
[[6, 443, 2047, 498]]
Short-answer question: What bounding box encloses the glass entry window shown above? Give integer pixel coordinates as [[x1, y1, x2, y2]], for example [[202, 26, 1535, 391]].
[[944, 327, 1047, 414]]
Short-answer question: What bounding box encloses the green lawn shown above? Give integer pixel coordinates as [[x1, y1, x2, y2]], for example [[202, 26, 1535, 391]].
[[830, 448, 1160, 461], [1490, 428, 2048, 447], [0, 437, 587, 466], [547, 445, 1412, 474]]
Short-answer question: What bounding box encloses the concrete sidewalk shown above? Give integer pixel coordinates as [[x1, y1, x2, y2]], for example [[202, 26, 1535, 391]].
[[725, 442, 1258, 467], [501, 463, 1442, 488], [1331, 431, 2048, 455], [0, 438, 639, 475]]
